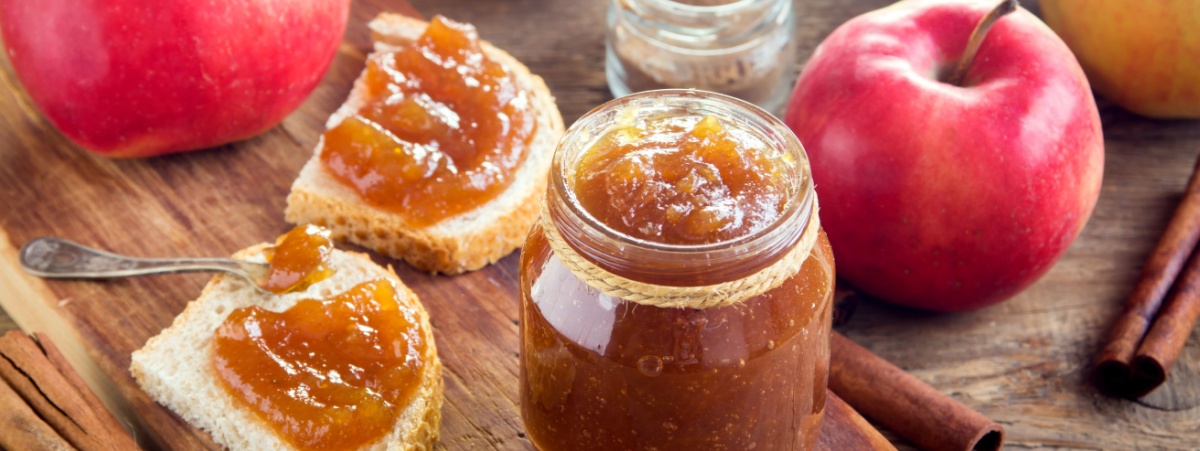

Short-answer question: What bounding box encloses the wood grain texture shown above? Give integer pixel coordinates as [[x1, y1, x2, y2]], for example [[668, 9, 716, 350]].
[[0, 0, 1198, 449], [0, 308, 14, 333]]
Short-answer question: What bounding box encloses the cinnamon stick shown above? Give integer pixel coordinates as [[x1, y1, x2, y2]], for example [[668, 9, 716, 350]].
[[0, 375, 74, 451], [819, 390, 896, 451], [830, 332, 1003, 451], [32, 331, 122, 433], [1095, 154, 1200, 396], [0, 331, 138, 450], [1130, 244, 1200, 395]]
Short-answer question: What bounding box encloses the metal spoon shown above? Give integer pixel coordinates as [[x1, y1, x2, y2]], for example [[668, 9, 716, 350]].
[[19, 237, 272, 293]]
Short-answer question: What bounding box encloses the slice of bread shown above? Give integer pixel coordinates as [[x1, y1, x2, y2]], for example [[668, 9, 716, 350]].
[[131, 244, 443, 451], [285, 14, 565, 274]]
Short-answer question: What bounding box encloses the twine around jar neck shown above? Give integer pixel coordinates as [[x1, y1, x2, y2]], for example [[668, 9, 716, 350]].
[[540, 196, 819, 309]]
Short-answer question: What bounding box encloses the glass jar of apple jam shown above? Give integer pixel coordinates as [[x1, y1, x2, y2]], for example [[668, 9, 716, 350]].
[[519, 90, 834, 450]]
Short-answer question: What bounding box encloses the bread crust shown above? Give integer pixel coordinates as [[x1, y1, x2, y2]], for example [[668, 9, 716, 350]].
[[131, 244, 443, 450], [285, 13, 565, 274]]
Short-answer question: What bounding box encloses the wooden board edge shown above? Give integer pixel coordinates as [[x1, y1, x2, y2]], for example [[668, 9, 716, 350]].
[[0, 229, 152, 446]]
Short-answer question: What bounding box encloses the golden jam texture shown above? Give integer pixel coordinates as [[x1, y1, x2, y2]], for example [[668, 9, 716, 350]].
[[212, 280, 427, 450], [261, 224, 335, 294], [321, 16, 536, 227], [572, 114, 787, 245]]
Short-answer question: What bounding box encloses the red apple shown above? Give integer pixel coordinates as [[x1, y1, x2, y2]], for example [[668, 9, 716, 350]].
[[0, 0, 350, 157], [785, 0, 1103, 311]]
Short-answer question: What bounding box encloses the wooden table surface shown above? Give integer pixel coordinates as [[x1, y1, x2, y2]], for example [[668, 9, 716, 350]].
[[1, 0, 1198, 449]]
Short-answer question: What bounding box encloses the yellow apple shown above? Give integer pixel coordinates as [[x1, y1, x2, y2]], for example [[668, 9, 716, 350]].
[[1041, 0, 1200, 118]]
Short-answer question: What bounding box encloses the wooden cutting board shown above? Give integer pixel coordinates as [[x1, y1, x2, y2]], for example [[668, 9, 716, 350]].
[[0, 0, 893, 449], [4, 0, 1200, 449]]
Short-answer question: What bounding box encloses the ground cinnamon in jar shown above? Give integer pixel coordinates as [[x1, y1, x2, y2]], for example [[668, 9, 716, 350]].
[[519, 90, 833, 450], [606, 0, 796, 114]]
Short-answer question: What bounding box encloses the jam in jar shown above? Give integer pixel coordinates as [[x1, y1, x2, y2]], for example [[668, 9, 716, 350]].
[[519, 90, 834, 450]]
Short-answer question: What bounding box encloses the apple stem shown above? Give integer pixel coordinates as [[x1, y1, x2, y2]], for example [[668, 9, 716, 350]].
[[945, 0, 1019, 86]]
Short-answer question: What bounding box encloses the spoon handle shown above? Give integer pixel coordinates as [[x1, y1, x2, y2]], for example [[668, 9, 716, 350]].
[[18, 237, 260, 279]]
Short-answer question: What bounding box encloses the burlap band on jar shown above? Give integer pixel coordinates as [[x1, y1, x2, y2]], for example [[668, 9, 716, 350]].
[[539, 198, 820, 309]]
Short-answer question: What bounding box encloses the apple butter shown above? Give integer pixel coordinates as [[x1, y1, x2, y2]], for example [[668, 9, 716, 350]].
[[321, 16, 536, 228], [572, 114, 788, 245], [212, 279, 428, 450], [261, 224, 334, 294], [520, 91, 834, 450]]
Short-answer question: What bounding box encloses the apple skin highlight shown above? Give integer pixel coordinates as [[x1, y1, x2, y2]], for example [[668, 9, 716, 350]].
[[785, 0, 1104, 312], [0, 0, 351, 157]]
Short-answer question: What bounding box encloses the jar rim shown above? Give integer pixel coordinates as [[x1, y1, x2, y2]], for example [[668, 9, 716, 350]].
[[547, 89, 814, 283], [631, 0, 774, 15], [611, 0, 793, 53]]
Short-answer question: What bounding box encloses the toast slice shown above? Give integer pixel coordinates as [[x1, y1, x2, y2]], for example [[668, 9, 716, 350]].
[[285, 14, 565, 274], [131, 245, 443, 451]]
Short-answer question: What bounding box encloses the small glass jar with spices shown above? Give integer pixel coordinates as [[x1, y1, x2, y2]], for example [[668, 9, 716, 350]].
[[606, 0, 797, 114], [519, 90, 834, 450]]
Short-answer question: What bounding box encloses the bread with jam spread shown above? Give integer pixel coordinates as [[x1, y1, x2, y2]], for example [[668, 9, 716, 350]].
[[284, 14, 565, 274], [131, 244, 443, 450]]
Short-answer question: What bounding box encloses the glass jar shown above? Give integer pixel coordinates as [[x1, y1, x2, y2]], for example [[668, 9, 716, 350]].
[[606, 0, 796, 114], [519, 90, 834, 450]]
